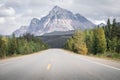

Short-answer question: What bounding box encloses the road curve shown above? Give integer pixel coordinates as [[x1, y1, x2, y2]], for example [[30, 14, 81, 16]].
[[0, 49, 120, 80]]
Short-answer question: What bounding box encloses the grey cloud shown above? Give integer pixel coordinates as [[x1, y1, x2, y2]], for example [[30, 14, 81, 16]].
[[0, 5, 15, 17], [4, 0, 30, 14], [0, 0, 120, 35], [72, 0, 120, 19], [29, 0, 52, 7]]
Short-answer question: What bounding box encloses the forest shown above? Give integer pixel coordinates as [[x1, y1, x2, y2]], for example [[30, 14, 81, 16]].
[[0, 33, 48, 58], [64, 18, 120, 59]]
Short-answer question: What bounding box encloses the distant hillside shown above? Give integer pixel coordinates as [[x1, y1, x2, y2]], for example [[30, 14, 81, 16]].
[[38, 34, 73, 48], [43, 30, 75, 36]]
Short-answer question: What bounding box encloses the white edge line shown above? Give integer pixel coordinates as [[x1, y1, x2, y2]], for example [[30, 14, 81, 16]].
[[80, 58, 120, 71]]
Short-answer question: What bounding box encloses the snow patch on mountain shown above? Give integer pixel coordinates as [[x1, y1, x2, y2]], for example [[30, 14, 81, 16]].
[[13, 6, 95, 36]]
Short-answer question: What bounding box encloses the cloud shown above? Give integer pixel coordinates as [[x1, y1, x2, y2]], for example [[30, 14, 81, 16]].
[[0, 16, 31, 35], [0, 17, 5, 24], [0, 0, 120, 35], [72, 0, 120, 18], [93, 20, 106, 25], [0, 5, 15, 17]]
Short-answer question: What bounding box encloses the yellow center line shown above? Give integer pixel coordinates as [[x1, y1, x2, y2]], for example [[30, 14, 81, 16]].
[[47, 64, 51, 70]]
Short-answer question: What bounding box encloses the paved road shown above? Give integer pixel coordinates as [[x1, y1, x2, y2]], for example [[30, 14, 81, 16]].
[[0, 49, 120, 80]]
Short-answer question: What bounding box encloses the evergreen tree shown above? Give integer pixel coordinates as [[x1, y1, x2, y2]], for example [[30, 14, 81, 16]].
[[93, 28, 106, 54], [110, 18, 120, 53], [107, 18, 111, 39], [0, 36, 5, 57], [64, 38, 74, 51], [92, 32, 98, 54], [8, 34, 18, 55], [105, 19, 112, 51], [0, 33, 48, 58], [85, 30, 94, 53], [111, 18, 120, 38], [0, 36, 8, 58]]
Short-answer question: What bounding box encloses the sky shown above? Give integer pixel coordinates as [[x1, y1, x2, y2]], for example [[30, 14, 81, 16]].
[[0, 0, 120, 35]]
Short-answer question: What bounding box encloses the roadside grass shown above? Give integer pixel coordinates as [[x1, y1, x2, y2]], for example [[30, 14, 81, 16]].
[[0, 49, 48, 60], [89, 52, 120, 61], [64, 49, 120, 61]]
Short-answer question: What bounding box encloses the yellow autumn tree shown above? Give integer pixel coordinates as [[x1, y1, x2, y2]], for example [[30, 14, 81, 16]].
[[72, 30, 88, 55]]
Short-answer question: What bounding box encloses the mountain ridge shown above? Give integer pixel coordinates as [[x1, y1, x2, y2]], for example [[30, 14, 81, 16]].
[[13, 6, 95, 37]]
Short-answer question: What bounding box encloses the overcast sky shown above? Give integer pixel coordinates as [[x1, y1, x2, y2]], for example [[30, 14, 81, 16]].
[[0, 0, 120, 35]]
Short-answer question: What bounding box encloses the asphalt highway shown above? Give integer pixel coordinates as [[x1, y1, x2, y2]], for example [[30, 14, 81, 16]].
[[0, 49, 120, 80]]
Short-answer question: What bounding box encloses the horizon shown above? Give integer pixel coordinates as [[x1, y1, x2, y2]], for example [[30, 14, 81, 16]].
[[0, 0, 120, 35]]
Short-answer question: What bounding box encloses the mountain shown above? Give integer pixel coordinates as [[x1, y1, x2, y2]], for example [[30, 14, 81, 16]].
[[98, 23, 106, 27], [13, 6, 95, 36], [43, 30, 75, 36], [13, 26, 28, 37]]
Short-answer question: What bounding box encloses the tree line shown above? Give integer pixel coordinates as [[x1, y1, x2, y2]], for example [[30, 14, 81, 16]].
[[64, 18, 120, 57], [0, 33, 48, 58]]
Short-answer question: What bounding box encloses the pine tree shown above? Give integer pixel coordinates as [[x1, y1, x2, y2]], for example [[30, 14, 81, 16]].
[[111, 18, 120, 38], [107, 18, 111, 39], [0, 36, 7, 58], [92, 32, 98, 54], [8, 34, 18, 55], [110, 18, 120, 53], [64, 38, 74, 51], [105, 19, 112, 51], [93, 28, 106, 54], [85, 30, 94, 53]]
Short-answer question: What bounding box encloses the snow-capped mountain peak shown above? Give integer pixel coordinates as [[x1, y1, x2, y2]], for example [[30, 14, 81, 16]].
[[52, 6, 62, 12], [30, 18, 39, 25], [13, 6, 95, 36]]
